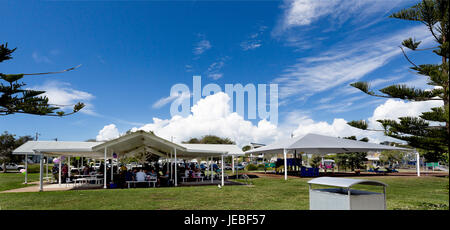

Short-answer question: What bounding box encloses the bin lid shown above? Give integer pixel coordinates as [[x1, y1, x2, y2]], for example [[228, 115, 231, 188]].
[[307, 177, 387, 188]]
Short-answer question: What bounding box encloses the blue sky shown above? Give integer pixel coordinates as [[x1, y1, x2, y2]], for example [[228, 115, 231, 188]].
[[0, 0, 442, 145]]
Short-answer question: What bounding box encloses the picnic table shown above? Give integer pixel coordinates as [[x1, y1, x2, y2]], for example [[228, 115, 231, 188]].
[[74, 176, 104, 187], [126, 176, 157, 188]]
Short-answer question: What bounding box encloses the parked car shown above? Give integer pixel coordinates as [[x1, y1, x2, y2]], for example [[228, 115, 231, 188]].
[[0, 163, 25, 171], [234, 164, 245, 170], [93, 163, 101, 170]]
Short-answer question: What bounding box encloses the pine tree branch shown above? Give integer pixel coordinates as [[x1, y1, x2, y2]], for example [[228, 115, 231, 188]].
[[399, 46, 419, 68], [20, 65, 82, 76]]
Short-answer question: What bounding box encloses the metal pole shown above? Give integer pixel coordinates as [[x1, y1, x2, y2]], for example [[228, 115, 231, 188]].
[[210, 157, 213, 183], [416, 150, 420, 177], [104, 147, 107, 189], [46, 156, 48, 180], [58, 156, 62, 186], [111, 159, 113, 182], [221, 155, 224, 187], [68, 156, 71, 178], [170, 151, 173, 182], [236, 157, 239, 179], [283, 148, 287, 180], [111, 152, 113, 182], [232, 155, 235, 174], [39, 152, 43, 192], [174, 148, 177, 187], [24, 153, 28, 184]]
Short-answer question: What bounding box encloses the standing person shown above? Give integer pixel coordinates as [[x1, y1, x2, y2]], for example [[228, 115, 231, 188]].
[[62, 164, 68, 183], [52, 165, 59, 183]]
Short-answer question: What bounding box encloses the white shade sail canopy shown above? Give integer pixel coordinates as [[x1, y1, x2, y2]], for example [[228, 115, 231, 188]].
[[13, 141, 105, 158], [92, 131, 230, 159], [13, 130, 242, 159], [245, 133, 411, 155], [181, 144, 245, 156]]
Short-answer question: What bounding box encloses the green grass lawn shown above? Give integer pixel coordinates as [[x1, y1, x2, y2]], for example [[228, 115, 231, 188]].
[[0, 173, 41, 192], [0, 173, 448, 210]]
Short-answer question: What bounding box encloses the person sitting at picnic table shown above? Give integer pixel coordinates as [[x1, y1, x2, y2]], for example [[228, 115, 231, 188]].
[[150, 169, 157, 177], [82, 165, 90, 175], [120, 164, 127, 173], [184, 168, 190, 178], [125, 169, 134, 181], [136, 169, 146, 182], [193, 168, 202, 179]]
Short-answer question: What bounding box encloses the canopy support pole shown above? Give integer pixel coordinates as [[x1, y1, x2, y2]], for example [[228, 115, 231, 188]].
[[38, 151, 43, 192], [24, 153, 28, 184], [104, 147, 107, 189], [68, 156, 71, 178], [283, 148, 287, 180], [210, 157, 213, 183], [111, 159, 113, 182], [232, 155, 235, 174], [170, 151, 173, 183], [174, 148, 177, 187], [221, 155, 224, 187], [58, 156, 62, 186], [46, 156, 48, 180], [416, 150, 420, 177]]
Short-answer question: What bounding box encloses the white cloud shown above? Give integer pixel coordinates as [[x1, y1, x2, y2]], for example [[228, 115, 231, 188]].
[[153, 92, 191, 109], [32, 52, 52, 64], [368, 99, 444, 130], [289, 98, 444, 144], [97, 96, 444, 148], [274, 25, 433, 105], [279, 0, 409, 31], [31, 81, 96, 115], [193, 39, 211, 55], [240, 25, 267, 51], [96, 124, 120, 141], [130, 92, 283, 146], [241, 42, 262, 51], [206, 57, 228, 80]]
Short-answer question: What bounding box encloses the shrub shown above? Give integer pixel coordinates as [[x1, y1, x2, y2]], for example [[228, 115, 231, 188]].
[[246, 164, 258, 171], [257, 164, 265, 170]]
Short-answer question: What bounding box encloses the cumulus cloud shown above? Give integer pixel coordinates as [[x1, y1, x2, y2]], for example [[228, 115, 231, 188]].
[[368, 99, 444, 130], [131, 92, 283, 146], [290, 99, 444, 144], [96, 124, 120, 141], [97, 93, 444, 147]]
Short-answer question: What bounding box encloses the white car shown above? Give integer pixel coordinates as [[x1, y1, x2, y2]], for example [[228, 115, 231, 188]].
[[93, 163, 102, 170], [0, 163, 25, 171]]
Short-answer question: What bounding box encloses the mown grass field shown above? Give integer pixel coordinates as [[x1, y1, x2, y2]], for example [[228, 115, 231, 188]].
[[0, 172, 448, 210]]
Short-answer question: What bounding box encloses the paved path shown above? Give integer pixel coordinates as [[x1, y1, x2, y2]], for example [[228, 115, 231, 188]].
[[1, 183, 102, 193]]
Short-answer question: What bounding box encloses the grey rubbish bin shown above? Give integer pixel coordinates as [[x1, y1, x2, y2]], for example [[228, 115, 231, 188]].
[[308, 177, 387, 210]]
